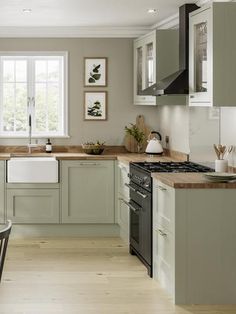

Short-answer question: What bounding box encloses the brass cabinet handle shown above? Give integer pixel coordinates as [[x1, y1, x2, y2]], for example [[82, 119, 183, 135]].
[[79, 162, 100, 166]]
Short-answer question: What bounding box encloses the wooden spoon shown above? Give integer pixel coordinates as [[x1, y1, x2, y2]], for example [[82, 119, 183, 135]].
[[213, 144, 220, 160]]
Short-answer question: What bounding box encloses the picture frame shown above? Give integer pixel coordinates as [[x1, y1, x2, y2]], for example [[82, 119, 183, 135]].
[[84, 91, 107, 121], [84, 57, 107, 87]]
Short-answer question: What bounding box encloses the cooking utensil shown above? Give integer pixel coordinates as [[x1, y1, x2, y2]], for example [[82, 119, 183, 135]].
[[213, 144, 220, 160]]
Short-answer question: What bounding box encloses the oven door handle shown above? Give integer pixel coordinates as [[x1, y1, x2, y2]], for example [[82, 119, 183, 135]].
[[136, 191, 148, 199], [120, 199, 140, 213], [124, 183, 136, 192]]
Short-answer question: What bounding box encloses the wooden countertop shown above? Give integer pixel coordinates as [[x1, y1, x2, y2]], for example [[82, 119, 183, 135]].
[[151, 172, 236, 189], [0, 152, 178, 162]]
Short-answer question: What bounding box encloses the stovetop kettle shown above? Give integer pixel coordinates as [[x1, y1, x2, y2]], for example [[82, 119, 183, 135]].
[[145, 131, 163, 155]]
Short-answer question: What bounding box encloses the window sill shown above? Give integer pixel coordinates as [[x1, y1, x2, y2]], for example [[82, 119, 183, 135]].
[[0, 135, 71, 139]]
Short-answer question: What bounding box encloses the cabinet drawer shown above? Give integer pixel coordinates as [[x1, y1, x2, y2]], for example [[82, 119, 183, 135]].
[[154, 181, 175, 233], [153, 226, 174, 297], [7, 189, 59, 224]]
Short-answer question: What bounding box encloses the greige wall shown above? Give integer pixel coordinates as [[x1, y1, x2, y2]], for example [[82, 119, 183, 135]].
[[0, 38, 159, 146]]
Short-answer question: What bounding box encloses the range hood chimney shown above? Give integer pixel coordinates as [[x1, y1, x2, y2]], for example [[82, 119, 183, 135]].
[[141, 3, 199, 96]]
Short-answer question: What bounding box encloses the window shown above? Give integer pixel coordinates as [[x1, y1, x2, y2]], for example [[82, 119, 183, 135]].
[[0, 52, 68, 137]]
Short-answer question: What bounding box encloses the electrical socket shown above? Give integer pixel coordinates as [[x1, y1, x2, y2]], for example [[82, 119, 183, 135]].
[[165, 135, 169, 144]]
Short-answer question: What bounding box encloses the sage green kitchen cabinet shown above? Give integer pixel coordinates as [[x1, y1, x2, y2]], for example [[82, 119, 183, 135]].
[[153, 178, 236, 304], [6, 187, 60, 224], [189, 2, 236, 106], [116, 161, 130, 243], [133, 29, 179, 105], [0, 161, 5, 223], [61, 160, 115, 223]]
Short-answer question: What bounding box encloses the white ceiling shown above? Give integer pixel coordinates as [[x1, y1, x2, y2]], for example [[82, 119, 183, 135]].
[[0, 0, 198, 27]]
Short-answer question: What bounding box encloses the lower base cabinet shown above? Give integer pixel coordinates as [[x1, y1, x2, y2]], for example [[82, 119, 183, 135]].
[[153, 179, 236, 304], [7, 188, 59, 223], [61, 160, 115, 223]]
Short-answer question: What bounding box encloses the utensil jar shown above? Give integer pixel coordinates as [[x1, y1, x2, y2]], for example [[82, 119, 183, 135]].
[[215, 159, 228, 172]]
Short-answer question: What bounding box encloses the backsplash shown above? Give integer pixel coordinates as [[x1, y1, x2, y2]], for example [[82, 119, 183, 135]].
[[158, 104, 236, 167]]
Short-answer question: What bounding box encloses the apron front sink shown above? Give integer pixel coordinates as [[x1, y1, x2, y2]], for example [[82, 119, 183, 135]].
[[7, 157, 58, 183]]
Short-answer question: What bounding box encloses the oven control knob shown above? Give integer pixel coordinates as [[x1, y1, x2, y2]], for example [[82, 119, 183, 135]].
[[142, 177, 150, 188]]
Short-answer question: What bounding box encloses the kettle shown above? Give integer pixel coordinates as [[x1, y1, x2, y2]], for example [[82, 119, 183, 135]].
[[145, 131, 163, 155]]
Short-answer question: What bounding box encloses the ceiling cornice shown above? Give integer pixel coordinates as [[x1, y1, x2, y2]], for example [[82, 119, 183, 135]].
[[0, 0, 231, 38], [0, 26, 150, 38]]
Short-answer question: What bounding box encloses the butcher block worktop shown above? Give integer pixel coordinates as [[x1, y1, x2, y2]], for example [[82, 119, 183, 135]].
[[152, 172, 236, 189]]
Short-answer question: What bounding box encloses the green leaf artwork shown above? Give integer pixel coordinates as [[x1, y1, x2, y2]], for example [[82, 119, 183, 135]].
[[88, 100, 102, 117], [88, 64, 101, 83]]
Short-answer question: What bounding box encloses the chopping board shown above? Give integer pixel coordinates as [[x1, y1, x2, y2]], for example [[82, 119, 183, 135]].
[[124, 115, 151, 153]]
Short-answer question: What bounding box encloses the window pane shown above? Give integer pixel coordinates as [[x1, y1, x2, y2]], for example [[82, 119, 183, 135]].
[[16, 61, 27, 82], [3, 61, 15, 82], [35, 60, 47, 82], [48, 60, 59, 82], [0, 54, 66, 137], [15, 83, 27, 131], [35, 83, 47, 132], [48, 83, 59, 131]]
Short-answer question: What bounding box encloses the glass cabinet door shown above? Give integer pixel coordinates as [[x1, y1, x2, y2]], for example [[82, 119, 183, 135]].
[[194, 22, 208, 93], [136, 46, 143, 95], [145, 42, 154, 88], [189, 7, 212, 106]]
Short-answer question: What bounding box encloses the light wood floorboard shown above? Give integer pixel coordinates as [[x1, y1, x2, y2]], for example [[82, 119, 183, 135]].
[[0, 237, 236, 314]]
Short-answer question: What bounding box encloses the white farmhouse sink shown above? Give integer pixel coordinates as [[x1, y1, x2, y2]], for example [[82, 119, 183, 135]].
[[7, 157, 58, 183]]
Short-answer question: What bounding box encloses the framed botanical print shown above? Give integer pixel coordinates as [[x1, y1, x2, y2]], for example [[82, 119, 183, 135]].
[[84, 57, 107, 87], [84, 91, 107, 121]]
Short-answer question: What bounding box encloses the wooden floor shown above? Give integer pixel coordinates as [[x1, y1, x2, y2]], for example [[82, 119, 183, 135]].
[[0, 238, 236, 314]]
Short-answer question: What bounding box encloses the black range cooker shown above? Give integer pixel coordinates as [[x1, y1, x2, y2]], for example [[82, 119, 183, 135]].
[[128, 161, 214, 277]]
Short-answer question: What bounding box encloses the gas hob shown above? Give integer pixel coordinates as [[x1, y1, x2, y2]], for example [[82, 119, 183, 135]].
[[131, 161, 214, 173]]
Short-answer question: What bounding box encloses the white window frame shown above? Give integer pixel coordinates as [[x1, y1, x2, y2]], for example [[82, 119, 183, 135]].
[[0, 51, 69, 138]]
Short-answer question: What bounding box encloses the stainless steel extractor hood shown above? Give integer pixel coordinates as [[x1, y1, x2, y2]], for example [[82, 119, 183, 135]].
[[141, 3, 199, 96]]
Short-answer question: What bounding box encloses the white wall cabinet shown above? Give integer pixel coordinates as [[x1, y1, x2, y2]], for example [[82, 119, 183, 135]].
[[116, 161, 130, 243], [189, 2, 236, 106], [153, 178, 236, 304], [133, 30, 178, 106], [61, 160, 115, 224]]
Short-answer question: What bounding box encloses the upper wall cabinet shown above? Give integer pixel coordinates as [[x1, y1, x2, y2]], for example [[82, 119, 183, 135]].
[[189, 3, 236, 107], [133, 30, 178, 106]]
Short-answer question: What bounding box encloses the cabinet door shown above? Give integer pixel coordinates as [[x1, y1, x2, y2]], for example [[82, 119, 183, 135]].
[[61, 161, 115, 223], [117, 162, 129, 199], [7, 189, 59, 223], [133, 31, 156, 106], [0, 161, 5, 223], [189, 8, 212, 106], [153, 226, 174, 297]]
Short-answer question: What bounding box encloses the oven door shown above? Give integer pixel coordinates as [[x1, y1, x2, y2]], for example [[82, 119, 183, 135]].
[[129, 200, 141, 253], [128, 182, 152, 265]]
